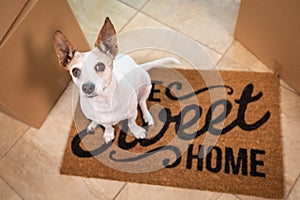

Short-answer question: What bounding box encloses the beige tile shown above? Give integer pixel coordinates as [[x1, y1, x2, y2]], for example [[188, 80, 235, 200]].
[[22, 83, 75, 159], [120, 13, 221, 67], [0, 83, 125, 200], [216, 56, 251, 71], [0, 112, 28, 158], [221, 39, 298, 117], [142, 0, 240, 53], [281, 87, 300, 180], [116, 183, 222, 200], [283, 176, 298, 200], [236, 195, 278, 200], [280, 79, 298, 94], [288, 176, 300, 200], [119, 0, 148, 9], [0, 178, 22, 200], [217, 194, 240, 200], [121, 12, 168, 32], [67, 0, 137, 47], [225, 41, 273, 73], [203, 46, 222, 66]]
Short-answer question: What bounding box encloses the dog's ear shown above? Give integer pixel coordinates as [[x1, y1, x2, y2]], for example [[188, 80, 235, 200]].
[[53, 30, 76, 68], [95, 17, 118, 59]]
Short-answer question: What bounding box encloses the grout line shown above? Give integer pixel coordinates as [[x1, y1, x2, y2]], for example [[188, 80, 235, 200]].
[[215, 54, 252, 72], [118, 11, 139, 33], [117, 0, 149, 11], [0, 175, 25, 200], [280, 84, 299, 96], [117, 0, 227, 63], [233, 194, 243, 200], [117, 0, 148, 33], [118, 0, 150, 33], [215, 39, 275, 73], [0, 126, 31, 161], [117, 0, 139, 11], [215, 39, 240, 71], [214, 39, 235, 69], [219, 40, 280, 74], [112, 182, 128, 200], [286, 172, 300, 199], [139, 0, 150, 11], [137, 9, 226, 56]]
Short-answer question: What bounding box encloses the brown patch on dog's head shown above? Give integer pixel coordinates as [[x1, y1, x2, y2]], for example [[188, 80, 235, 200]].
[[95, 17, 118, 59], [53, 30, 77, 69]]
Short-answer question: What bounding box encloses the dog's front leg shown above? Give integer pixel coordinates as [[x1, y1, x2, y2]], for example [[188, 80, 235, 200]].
[[102, 124, 115, 144], [87, 120, 98, 133], [128, 117, 146, 139]]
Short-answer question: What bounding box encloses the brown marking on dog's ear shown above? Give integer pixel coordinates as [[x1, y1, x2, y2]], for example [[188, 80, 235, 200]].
[[95, 17, 118, 58], [53, 30, 76, 68]]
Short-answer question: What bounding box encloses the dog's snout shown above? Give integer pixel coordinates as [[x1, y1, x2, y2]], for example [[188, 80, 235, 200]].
[[82, 82, 95, 94]]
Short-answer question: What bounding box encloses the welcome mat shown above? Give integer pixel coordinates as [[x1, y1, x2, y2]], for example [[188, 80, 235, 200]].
[[60, 68, 283, 199]]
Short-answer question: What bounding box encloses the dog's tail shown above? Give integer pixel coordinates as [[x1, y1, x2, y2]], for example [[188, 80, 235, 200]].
[[140, 57, 180, 71]]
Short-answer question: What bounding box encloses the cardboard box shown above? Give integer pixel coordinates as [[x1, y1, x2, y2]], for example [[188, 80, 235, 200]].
[[234, 0, 300, 94], [0, 0, 90, 128]]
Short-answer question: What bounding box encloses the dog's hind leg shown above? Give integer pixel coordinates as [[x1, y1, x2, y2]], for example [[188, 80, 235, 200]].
[[139, 85, 154, 126]]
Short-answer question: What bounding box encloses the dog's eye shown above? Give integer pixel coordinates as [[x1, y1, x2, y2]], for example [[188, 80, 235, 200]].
[[72, 68, 81, 78], [95, 62, 105, 72]]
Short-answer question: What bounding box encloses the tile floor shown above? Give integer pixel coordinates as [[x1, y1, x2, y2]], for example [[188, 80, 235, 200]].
[[1, 0, 300, 199]]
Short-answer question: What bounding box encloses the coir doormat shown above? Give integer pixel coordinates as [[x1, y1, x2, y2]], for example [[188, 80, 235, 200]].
[[60, 68, 283, 199]]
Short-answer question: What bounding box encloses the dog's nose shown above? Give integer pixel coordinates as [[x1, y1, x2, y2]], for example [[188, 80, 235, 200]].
[[82, 82, 95, 94]]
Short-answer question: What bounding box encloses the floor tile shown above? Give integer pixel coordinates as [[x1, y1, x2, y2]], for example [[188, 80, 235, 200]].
[[119, 0, 148, 9], [216, 56, 251, 71], [67, 0, 137, 47], [204, 47, 223, 66], [0, 112, 28, 158], [280, 80, 298, 94], [120, 12, 221, 67], [281, 87, 300, 180], [236, 195, 279, 200], [115, 183, 222, 200], [288, 175, 300, 200], [217, 194, 240, 200], [142, 0, 240, 53], [0, 178, 22, 200], [221, 41, 298, 92], [23, 83, 75, 159], [121, 12, 168, 32], [225, 41, 273, 73], [0, 83, 125, 200]]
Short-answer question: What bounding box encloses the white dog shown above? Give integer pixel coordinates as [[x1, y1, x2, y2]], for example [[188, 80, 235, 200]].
[[53, 17, 179, 143]]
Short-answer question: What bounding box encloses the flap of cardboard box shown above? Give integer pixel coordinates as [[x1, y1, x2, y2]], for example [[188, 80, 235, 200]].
[[0, 0, 29, 43], [0, 0, 90, 128], [235, 0, 300, 94]]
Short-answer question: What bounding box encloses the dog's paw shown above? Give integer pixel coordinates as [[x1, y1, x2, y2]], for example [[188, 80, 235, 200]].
[[103, 132, 115, 144], [87, 121, 98, 133], [144, 113, 155, 126], [131, 126, 146, 139]]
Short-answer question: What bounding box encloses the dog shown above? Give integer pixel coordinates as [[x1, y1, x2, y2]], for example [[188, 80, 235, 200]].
[[53, 17, 179, 143]]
